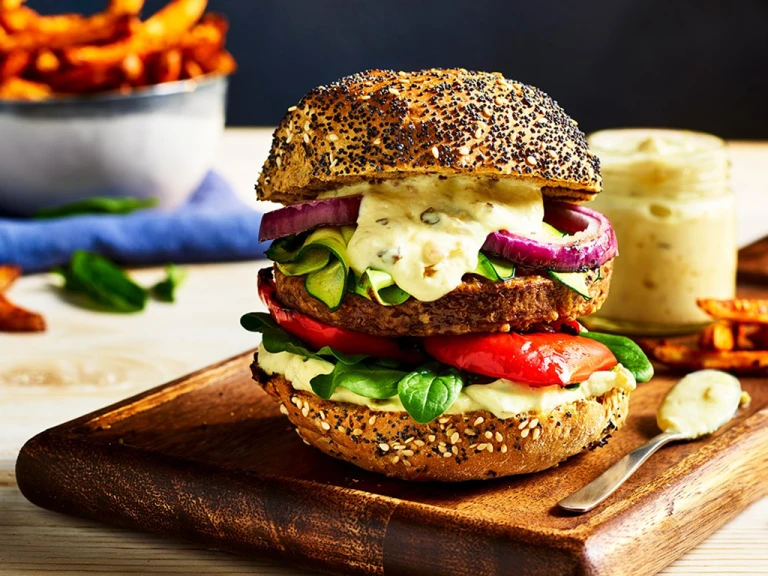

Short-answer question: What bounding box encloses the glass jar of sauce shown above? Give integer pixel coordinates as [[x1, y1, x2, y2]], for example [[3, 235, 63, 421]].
[[583, 128, 736, 335]]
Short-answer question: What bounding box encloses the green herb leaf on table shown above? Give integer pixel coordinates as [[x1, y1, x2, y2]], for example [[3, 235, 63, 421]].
[[151, 264, 187, 303], [58, 250, 147, 313], [34, 197, 158, 219], [397, 365, 464, 424], [581, 331, 655, 383]]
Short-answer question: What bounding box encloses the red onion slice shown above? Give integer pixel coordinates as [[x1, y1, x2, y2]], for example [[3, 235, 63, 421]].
[[258, 195, 362, 242], [259, 196, 618, 272], [482, 202, 618, 272]]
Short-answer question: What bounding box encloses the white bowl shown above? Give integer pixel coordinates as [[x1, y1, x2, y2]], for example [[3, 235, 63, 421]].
[[0, 76, 228, 216]]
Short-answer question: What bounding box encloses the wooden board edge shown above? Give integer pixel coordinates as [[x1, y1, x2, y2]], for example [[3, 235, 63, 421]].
[[580, 407, 768, 576], [15, 428, 397, 576]]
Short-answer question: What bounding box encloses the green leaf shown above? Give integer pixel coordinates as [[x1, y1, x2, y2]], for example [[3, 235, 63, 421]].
[[397, 366, 464, 424], [35, 197, 158, 219], [240, 312, 279, 332], [59, 251, 147, 313], [311, 361, 406, 400], [581, 331, 655, 383], [151, 264, 187, 303]]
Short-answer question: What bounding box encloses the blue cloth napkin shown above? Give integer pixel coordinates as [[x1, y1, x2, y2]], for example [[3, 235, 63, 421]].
[[0, 172, 269, 273]]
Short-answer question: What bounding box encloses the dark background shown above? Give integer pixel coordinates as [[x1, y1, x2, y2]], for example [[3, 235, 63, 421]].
[[32, 0, 768, 137]]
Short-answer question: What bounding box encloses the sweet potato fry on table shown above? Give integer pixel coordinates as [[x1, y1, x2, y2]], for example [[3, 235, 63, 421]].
[[0, 49, 30, 81], [153, 47, 181, 83], [0, 75, 50, 99], [0, 0, 26, 11], [0, 6, 39, 34], [697, 298, 768, 324], [33, 48, 59, 74], [108, 0, 145, 15], [698, 321, 735, 351], [0, 294, 46, 332], [0, 265, 21, 292], [0, 13, 137, 52], [640, 340, 768, 374]]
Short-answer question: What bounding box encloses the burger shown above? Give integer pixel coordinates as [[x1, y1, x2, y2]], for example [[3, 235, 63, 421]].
[[242, 69, 653, 481]]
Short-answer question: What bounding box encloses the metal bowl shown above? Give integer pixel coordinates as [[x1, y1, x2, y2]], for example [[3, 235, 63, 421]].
[[0, 75, 228, 216]]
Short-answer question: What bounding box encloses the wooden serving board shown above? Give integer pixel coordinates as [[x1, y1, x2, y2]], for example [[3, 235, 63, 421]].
[[15, 348, 768, 576]]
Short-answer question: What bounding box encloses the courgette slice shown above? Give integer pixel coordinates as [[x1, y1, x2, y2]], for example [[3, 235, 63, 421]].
[[472, 253, 515, 281], [355, 269, 410, 306], [266, 234, 307, 263], [276, 247, 330, 276], [549, 270, 591, 300], [305, 259, 347, 311], [542, 222, 567, 239]]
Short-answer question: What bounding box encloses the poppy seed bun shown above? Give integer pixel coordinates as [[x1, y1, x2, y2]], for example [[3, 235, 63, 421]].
[[257, 69, 601, 205], [252, 359, 629, 482], [272, 260, 613, 337]]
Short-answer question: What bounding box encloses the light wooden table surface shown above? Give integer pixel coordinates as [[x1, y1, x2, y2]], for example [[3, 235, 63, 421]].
[[1, 129, 766, 575]]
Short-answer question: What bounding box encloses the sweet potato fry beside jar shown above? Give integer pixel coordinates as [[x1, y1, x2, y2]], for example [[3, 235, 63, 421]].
[[0, 0, 235, 100], [0, 265, 46, 332], [642, 298, 768, 374]]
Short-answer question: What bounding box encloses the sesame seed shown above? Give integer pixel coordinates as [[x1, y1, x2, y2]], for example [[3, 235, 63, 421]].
[[474, 417, 484, 426], [450, 432, 460, 444], [405, 437, 414, 444], [379, 443, 390, 452], [337, 426, 346, 434], [393, 444, 405, 451], [521, 428, 530, 438], [439, 424, 446, 431], [303, 134, 310, 144], [401, 449, 414, 457], [495, 432, 503, 442], [465, 429, 476, 436], [398, 71, 407, 77], [438, 445, 447, 454], [327, 133, 338, 141], [442, 452, 452, 459], [391, 456, 400, 464], [526, 155, 537, 166], [352, 428, 363, 436], [303, 121, 310, 131], [548, 149, 558, 159], [360, 95, 370, 100], [469, 443, 478, 449], [287, 105, 297, 112], [459, 146, 470, 156], [452, 445, 458, 455], [301, 406, 309, 417], [439, 441, 447, 447], [476, 443, 487, 451], [285, 133, 293, 144], [494, 96, 508, 106], [431, 146, 440, 159], [482, 107, 493, 117], [275, 156, 281, 167], [373, 138, 381, 145], [484, 431, 493, 439], [529, 418, 539, 429], [501, 444, 508, 453], [321, 421, 331, 431], [414, 440, 425, 447], [486, 444, 494, 453], [518, 421, 527, 430], [319, 411, 326, 421], [439, 417, 449, 424], [279, 405, 289, 415], [533, 427, 541, 440], [389, 88, 400, 96], [369, 416, 377, 425], [428, 435, 436, 442], [475, 128, 483, 139], [403, 459, 412, 467]]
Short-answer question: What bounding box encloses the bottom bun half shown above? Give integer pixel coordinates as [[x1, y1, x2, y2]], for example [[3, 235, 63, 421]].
[[251, 356, 630, 482]]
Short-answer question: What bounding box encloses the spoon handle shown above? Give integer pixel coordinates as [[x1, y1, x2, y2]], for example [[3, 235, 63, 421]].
[[557, 432, 683, 514]]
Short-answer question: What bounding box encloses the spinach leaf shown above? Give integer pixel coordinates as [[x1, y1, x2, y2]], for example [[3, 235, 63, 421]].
[[35, 197, 158, 219], [151, 264, 187, 303], [311, 361, 406, 400], [240, 312, 279, 332], [58, 250, 147, 313], [397, 365, 464, 424], [581, 331, 654, 383]]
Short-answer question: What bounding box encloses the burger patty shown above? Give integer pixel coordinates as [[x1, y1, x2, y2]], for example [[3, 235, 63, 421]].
[[273, 260, 612, 337]]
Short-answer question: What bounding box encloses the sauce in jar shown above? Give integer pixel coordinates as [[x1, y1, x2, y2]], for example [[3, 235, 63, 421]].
[[585, 129, 737, 335]]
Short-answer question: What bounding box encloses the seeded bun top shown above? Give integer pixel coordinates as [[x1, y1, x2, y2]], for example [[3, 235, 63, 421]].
[[257, 68, 602, 205]]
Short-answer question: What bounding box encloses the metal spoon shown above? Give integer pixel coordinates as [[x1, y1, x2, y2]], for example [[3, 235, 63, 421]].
[[558, 370, 742, 514]]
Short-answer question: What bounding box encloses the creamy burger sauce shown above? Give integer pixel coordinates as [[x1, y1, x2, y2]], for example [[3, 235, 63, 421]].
[[320, 175, 546, 302], [656, 369, 742, 437], [258, 346, 636, 419]]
